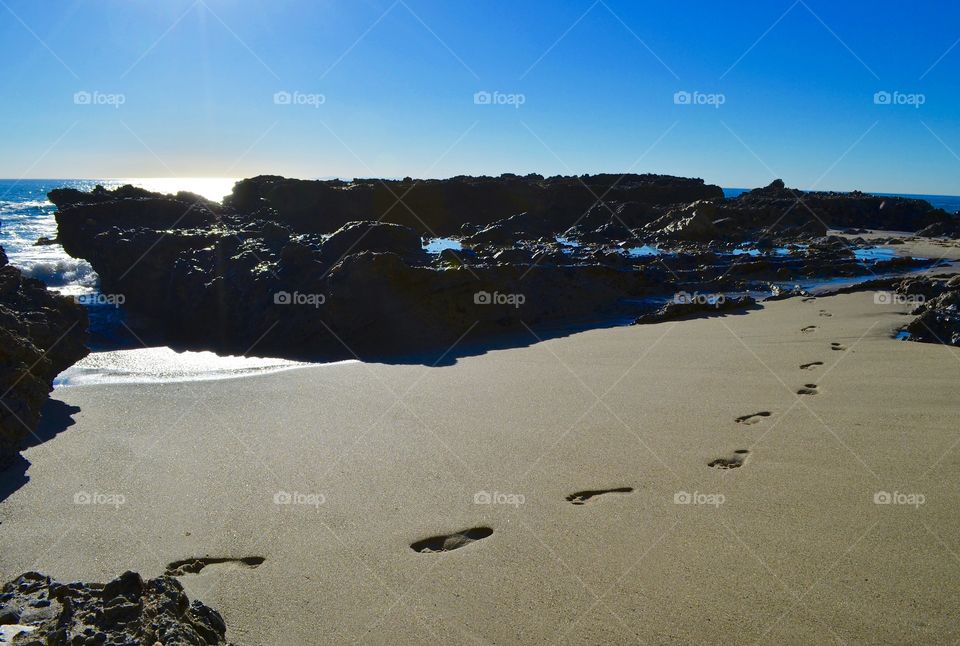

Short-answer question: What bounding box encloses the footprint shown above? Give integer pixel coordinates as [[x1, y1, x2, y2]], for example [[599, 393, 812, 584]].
[[411, 527, 493, 553], [565, 487, 634, 505], [800, 361, 824, 370], [797, 384, 819, 396], [735, 411, 772, 425], [708, 449, 749, 470], [819, 310, 833, 317], [165, 556, 265, 576], [801, 325, 818, 333], [831, 342, 847, 351]]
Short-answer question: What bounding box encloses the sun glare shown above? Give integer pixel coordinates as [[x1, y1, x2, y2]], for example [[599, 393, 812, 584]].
[[120, 177, 238, 202]]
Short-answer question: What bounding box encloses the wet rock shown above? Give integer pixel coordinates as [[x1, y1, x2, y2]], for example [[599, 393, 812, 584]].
[[317, 221, 425, 270], [492, 248, 533, 264], [0, 571, 229, 645], [649, 201, 719, 241], [436, 247, 476, 267], [900, 278, 960, 345], [634, 295, 757, 324]]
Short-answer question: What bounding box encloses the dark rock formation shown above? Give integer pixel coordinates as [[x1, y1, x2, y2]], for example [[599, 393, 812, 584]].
[[0, 246, 88, 468], [48, 176, 948, 361], [726, 180, 949, 234], [899, 278, 960, 345], [317, 220, 426, 270], [224, 173, 724, 236], [634, 295, 757, 324], [644, 201, 720, 241], [916, 218, 960, 238], [0, 570, 229, 644]]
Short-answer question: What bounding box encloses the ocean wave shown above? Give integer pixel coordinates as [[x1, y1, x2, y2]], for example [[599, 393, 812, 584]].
[[0, 199, 52, 211], [19, 258, 99, 288]]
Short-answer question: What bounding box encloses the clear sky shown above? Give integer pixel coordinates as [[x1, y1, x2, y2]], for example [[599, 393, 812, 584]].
[[1, 0, 958, 194]]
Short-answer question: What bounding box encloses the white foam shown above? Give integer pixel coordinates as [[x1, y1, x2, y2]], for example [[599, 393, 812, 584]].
[[54, 347, 347, 387], [19, 257, 98, 291]]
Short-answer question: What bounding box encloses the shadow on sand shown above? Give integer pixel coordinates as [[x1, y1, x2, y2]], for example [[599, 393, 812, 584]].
[[302, 304, 762, 367], [0, 399, 80, 503]]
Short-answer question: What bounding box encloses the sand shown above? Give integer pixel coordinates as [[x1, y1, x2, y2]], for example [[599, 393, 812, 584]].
[[2, 242, 960, 644]]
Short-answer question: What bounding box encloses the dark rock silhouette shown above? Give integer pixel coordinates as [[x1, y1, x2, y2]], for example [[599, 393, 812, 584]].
[[224, 173, 725, 235], [0, 246, 88, 469], [47, 175, 948, 362]]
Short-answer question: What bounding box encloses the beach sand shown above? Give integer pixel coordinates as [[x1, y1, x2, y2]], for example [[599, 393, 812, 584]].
[[2, 244, 960, 644]]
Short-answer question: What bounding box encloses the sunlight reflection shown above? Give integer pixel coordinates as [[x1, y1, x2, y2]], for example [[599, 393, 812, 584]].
[[116, 177, 238, 202]]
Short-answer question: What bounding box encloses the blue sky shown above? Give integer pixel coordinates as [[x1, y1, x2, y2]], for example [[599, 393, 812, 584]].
[[1, 0, 958, 194]]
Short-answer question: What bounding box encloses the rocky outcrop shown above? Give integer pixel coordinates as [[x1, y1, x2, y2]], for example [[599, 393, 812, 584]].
[[317, 220, 426, 270], [725, 180, 950, 233], [0, 570, 229, 644], [224, 173, 724, 236], [645, 201, 719, 241], [916, 219, 960, 238], [899, 278, 960, 345], [48, 176, 948, 362], [48, 206, 664, 358], [0, 246, 88, 468], [634, 295, 757, 324]]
